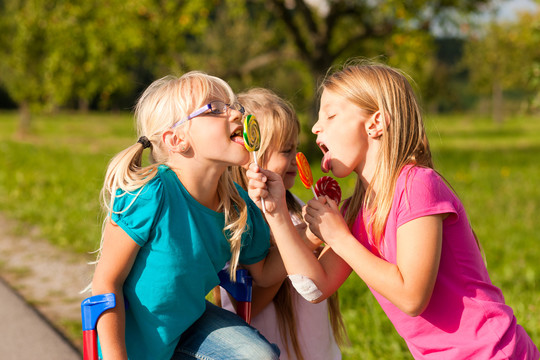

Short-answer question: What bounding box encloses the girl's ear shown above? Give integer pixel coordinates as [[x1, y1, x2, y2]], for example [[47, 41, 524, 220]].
[[162, 128, 190, 154], [366, 111, 389, 138]]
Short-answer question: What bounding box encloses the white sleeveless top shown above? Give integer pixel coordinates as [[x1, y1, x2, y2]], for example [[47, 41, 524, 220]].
[[221, 195, 341, 360]]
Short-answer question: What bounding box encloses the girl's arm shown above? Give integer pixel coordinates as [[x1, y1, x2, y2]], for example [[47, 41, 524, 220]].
[[250, 281, 284, 317], [243, 245, 286, 288], [295, 218, 323, 252], [248, 220, 328, 315], [91, 220, 140, 359], [305, 196, 444, 316], [246, 164, 352, 301]]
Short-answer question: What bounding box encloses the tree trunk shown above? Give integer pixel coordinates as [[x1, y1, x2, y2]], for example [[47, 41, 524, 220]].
[[492, 80, 504, 124], [17, 101, 32, 138], [78, 98, 90, 113]]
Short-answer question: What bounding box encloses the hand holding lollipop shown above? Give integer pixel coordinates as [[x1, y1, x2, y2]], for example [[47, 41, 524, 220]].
[[296, 152, 318, 199], [314, 176, 342, 205], [243, 114, 266, 212]]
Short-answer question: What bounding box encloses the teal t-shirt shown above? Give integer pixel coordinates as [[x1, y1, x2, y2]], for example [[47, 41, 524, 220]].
[[111, 165, 270, 360]]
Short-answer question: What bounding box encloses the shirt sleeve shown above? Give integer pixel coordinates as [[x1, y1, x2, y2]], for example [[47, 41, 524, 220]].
[[396, 167, 459, 228], [237, 186, 270, 265], [111, 179, 164, 247]]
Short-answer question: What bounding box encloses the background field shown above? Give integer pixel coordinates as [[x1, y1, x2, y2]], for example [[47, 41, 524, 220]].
[[0, 111, 538, 358]]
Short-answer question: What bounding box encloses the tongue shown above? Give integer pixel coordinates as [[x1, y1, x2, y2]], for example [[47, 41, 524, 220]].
[[321, 152, 331, 173], [231, 135, 244, 146]]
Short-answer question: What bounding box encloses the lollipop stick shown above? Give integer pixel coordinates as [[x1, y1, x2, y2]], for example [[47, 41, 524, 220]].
[[310, 186, 318, 200], [253, 152, 267, 213]]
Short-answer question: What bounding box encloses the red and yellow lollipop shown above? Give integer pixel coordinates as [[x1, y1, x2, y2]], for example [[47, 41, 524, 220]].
[[296, 152, 318, 199]]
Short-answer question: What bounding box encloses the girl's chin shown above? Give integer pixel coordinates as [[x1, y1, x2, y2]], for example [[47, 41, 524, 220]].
[[283, 176, 296, 190]]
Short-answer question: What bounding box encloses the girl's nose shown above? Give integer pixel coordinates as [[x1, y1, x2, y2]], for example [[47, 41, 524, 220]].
[[229, 108, 243, 122], [312, 120, 321, 134], [290, 153, 297, 166]]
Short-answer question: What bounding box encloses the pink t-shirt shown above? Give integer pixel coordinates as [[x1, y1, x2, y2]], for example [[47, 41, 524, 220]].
[[352, 165, 539, 359]]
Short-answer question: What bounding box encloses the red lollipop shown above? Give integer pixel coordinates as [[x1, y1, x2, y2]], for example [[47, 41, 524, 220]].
[[314, 176, 342, 205]]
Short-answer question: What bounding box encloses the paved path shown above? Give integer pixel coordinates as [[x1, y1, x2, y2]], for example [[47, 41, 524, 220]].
[[0, 278, 81, 359]]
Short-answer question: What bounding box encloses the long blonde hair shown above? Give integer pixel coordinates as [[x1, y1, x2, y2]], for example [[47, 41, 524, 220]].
[[98, 72, 248, 280], [233, 88, 348, 358], [322, 60, 433, 250]]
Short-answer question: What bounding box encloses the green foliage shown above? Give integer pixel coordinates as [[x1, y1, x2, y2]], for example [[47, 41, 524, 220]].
[[462, 10, 540, 114], [0, 0, 216, 116], [0, 0, 494, 137], [0, 0, 51, 110], [43, 0, 147, 109]]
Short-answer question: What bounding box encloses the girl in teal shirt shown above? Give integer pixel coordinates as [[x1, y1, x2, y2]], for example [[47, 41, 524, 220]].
[[91, 72, 283, 359]]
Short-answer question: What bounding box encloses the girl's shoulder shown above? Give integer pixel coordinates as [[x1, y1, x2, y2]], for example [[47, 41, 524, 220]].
[[113, 165, 167, 211], [398, 165, 445, 191], [395, 165, 461, 218]]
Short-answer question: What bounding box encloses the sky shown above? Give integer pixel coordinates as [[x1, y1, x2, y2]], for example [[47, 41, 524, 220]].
[[302, 0, 539, 36], [303, 0, 539, 21], [496, 0, 539, 20]]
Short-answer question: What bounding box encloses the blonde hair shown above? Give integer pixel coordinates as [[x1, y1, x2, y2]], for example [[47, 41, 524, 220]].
[[98, 72, 248, 280], [321, 60, 433, 250], [232, 88, 348, 358]]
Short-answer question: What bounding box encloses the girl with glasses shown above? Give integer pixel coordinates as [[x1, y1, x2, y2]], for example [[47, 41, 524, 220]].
[[90, 72, 282, 360], [247, 61, 539, 359]]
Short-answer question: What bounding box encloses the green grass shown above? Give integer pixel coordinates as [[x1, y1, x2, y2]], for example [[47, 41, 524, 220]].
[[0, 111, 538, 358], [0, 111, 135, 252]]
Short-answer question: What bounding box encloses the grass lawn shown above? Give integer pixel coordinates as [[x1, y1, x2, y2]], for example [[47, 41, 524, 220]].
[[0, 111, 538, 358]]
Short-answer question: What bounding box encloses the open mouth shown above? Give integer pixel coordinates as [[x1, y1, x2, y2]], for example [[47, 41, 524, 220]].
[[230, 127, 244, 145], [318, 142, 331, 173]]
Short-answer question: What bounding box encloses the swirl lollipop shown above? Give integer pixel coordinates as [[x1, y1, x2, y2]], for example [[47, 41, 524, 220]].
[[295, 152, 318, 199], [314, 176, 342, 205], [243, 114, 261, 152], [243, 114, 266, 212]]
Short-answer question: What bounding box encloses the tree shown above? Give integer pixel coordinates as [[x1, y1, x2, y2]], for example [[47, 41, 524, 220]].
[[0, 0, 215, 134], [168, 0, 491, 154], [0, 0, 52, 136], [261, 0, 491, 117], [462, 10, 540, 122]]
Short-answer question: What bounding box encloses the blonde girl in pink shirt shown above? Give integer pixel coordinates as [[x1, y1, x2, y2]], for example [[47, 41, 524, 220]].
[[246, 61, 539, 359]]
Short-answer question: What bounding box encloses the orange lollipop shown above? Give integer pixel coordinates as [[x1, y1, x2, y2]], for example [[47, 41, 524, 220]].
[[296, 152, 318, 199]]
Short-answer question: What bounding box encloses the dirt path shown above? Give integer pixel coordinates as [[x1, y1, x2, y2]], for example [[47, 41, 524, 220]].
[[0, 215, 94, 351]]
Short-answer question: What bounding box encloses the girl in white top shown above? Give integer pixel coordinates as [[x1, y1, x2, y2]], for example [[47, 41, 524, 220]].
[[217, 88, 348, 360]]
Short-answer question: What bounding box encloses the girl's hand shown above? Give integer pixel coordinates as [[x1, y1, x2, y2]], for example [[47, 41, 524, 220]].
[[304, 196, 349, 248], [299, 206, 323, 251], [246, 163, 287, 214]]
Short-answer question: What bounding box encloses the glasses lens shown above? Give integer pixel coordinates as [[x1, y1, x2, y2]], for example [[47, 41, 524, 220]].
[[209, 101, 227, 114], [231, 102, 245, 114]]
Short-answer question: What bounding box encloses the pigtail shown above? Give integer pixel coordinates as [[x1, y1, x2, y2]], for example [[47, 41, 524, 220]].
[[92, 140, 161, 265], [101, 141, 159, 214]]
